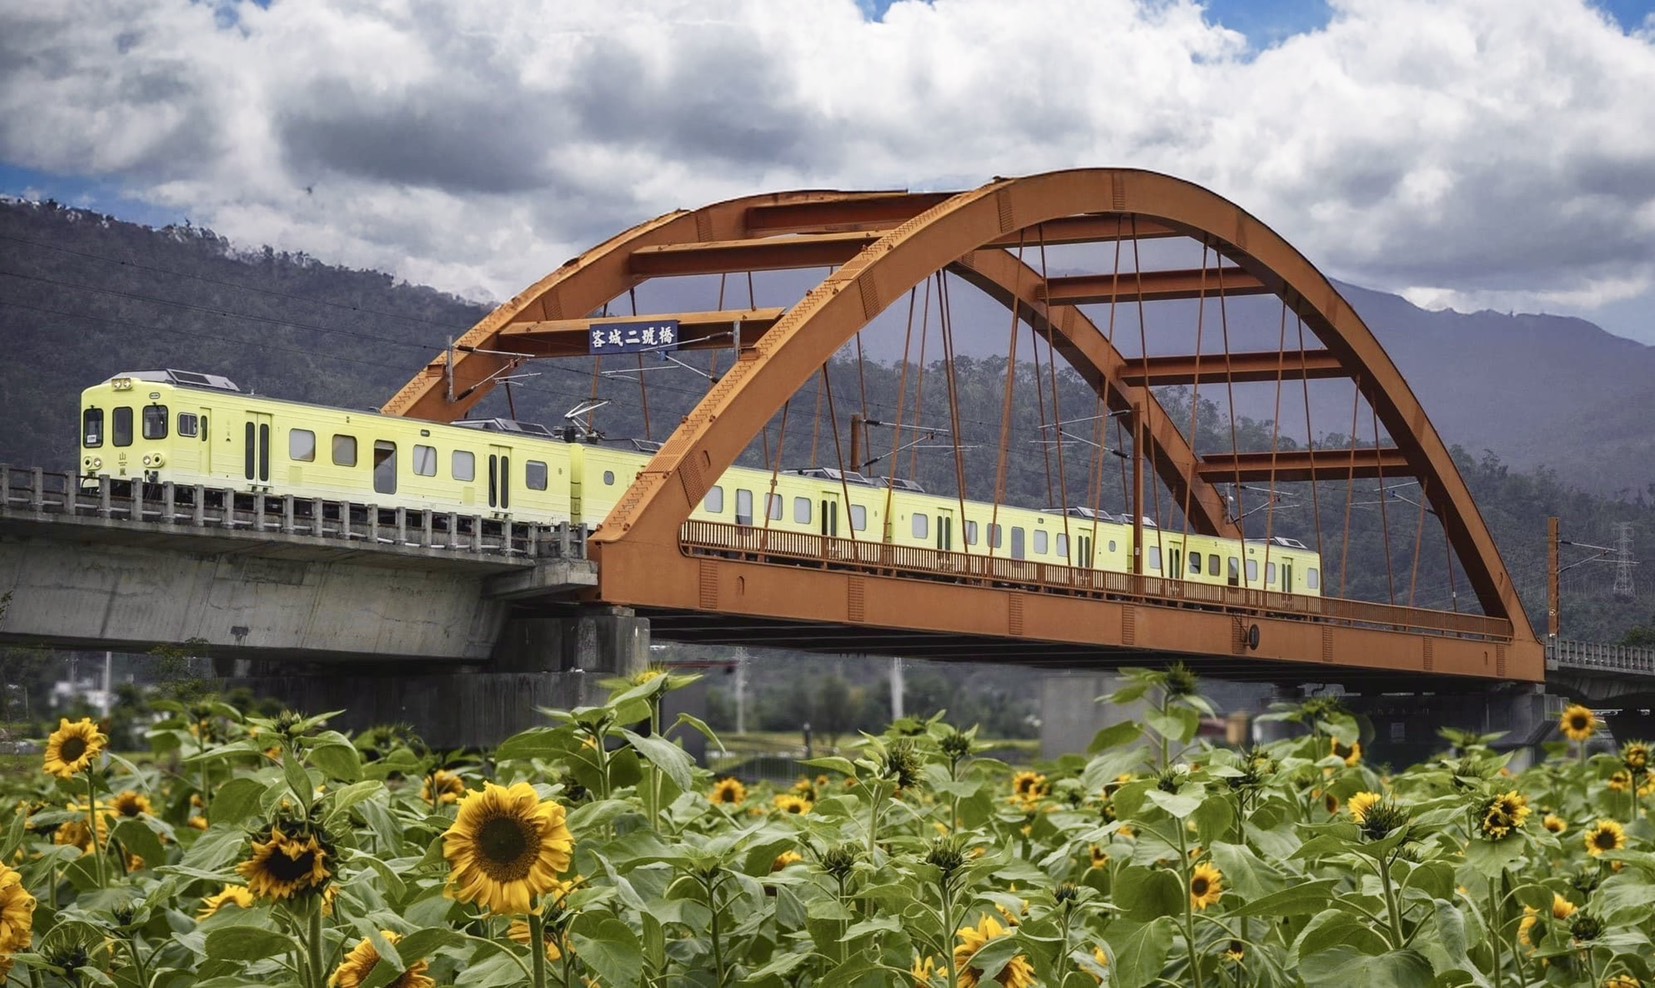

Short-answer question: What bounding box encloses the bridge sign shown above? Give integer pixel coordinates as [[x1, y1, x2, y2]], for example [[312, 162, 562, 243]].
[[589, 319, 680, 354]]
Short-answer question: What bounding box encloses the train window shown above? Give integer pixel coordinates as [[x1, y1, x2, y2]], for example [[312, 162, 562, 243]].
[[1033, 530, 1048, 554], [913, 513, 929, 539], [290, 429, 317, 462], [1265, 562, 1277, 585], [83, 408, 103, 447], [766, 493, 783, 521], [1210, 556, 1221, 576], [850, 505, 867, 531], [1246, 559, 1259, 582], [332, 435, 357, 467], [411, 444, 437, 477], [112, 407, 133, 447], [1011, 527, 1026, 559], [735, 489, 754, 526], [793, 497, 810, 523], [526, 460, 548, 490], [1108, 540, 1117, 553], [142, 405, 169, 439], [965, 521, 978, 545], [705, 486, 724, 513], [1056, 533, 1068, 558], [452, 450, 475, 481], [1307, 567, 1320, 590], [990, 524, 1003, 549], [373, 441, 397, 495], [604, 470, 615, 485], [177, 413, 198, 438], [1147, 546, 1161, 571], [1189, 552, 1202, 575], [1228, 557, 1240, 584]]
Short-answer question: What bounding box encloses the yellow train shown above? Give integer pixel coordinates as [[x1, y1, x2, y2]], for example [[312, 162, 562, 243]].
[[78, 369, 1323, 595]]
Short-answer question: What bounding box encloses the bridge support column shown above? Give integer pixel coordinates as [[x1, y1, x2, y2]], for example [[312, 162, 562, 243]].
[[1342, 686, 1555, 768], [226, 607, 650, 749]]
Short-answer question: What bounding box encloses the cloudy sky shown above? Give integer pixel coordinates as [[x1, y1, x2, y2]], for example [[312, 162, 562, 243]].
[[3, 0, 1654, 343]]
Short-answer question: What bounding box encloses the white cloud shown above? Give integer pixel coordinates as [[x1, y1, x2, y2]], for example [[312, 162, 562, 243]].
[[1, 0, 1653, 339]]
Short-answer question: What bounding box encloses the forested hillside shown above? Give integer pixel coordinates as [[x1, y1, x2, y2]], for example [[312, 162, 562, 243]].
[[1, 198, 1650, 643]]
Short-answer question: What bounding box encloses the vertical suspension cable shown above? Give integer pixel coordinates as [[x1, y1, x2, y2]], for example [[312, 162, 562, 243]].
[[1408, 479, 1429, 607], [882, 286, 922, 537], [711, 274, 726, 382], [1182, 243, 1209, 546], [1036, 230, 1073, 558], [809, 369, 826, 468], [1104, 218, 1131, 519], [1373, 404, 1397, 605], [1031, 309, 1055, 508], [1297, 312, 1327, 589], [1132, 220, 1166, 568], [1339, 377, 1362, 599], [1445, 523, 1460, 613], [629, 287, 652, 441], [990, 238, 1028, 559], [1262, 298, 1291, 586], [908, 276, 935, 480], [823, 367, 860, 544], [1216, 261, 1245, 550], [938, 274, 973, 553]]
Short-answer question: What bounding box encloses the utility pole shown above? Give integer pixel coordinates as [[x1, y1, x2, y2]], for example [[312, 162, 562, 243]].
[[1613, 522, 1636, 600], [1548, 517, 1560, 640], [889, 657, 905, 722], [733, 647, 747, 736]]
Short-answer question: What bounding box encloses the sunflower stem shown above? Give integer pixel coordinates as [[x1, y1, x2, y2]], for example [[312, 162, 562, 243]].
[[307, 894, 325, 988], [1486, 883, 1504, 988], [528, 910, 549, 988], [1176, 818, 1204, 988], [1377, 854, 1404, 950], [705, 874, 726, 987], [939, 875, 958, 988], [85, 770, 106, 888]]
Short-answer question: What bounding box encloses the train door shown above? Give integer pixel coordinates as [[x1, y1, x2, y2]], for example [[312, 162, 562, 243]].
[[243, 411, 272, 487], [1169, 547, 1183, 581], [1077, 534, 1093, 568], [487, 444, 512, 512], [935, 507, 954, 552], [196, 407, 213, 476], [818, 490, 839, 538], [1281, 559, 1294, 593]]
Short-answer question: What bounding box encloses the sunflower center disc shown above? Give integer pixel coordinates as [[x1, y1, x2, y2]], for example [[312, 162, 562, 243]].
[[268, 848, 316, 883], [1192, 878, 1209, 896], [478, 816, 534, 880], [61, 738, 86, 762]]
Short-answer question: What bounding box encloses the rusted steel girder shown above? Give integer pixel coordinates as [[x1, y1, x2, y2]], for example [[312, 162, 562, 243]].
[[1195, 448, 1412, 483], [1120, 350, 1346, 386], [1040, 267, 1269, 304], [586, 169, 1538, 679]]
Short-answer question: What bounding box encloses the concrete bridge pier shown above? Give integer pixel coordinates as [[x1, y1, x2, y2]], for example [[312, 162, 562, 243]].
[[1341, 685, 1558, 768], [226, 606, 650, 749]]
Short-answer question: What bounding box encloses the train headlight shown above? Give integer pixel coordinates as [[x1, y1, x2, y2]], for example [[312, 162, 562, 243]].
[[149, 452, 164, 467], [91, 457, 102, 469], [141, 454, 151, 466]]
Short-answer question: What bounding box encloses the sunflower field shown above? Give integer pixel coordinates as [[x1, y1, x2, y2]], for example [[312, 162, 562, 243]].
[[1, 665, 1653, 987]]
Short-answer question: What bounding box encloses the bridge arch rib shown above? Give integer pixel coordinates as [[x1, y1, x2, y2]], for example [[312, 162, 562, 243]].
[[387, 167, 1540, 681]]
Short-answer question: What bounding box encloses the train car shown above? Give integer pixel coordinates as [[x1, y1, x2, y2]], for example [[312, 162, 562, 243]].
[[78, 370, 577, 523]]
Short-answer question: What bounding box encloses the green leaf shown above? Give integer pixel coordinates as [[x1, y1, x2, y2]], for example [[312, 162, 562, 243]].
[[494, 727, 566, 761], [176, 826, 247, 873], [668, 711, 723, 752], [306, 741, 362, 783], [1144, 705, 1198, 744], [1208, 841, 1288, 900], [1105, 917, 1175, 988], [1113, 865, 1184, 922], [799, 755, 857, 777], [1143, 788, 1201, 819], [110, 818, 167, 870], [1299, 948, 1433, 987], [1463, 836, 1526, 878], [571, 915, 643, 988], [1593, 869, 1655, 924], [204, 925, 298, 961], [1293, 909, 1391, 964], [280, 750, 314, 809], [1088, 721, 1142, 752], [208, 778, 267, 827], [618, 729, 694, 792]]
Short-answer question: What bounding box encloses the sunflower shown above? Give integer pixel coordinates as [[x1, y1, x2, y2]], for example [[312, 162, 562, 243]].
[[1549, 893, 1578, 921], [196, 885, 256, 920], [1089, 844, 1108, 870], [953, 915, 1036, 988], [110, 791, 153, 819], [53, 809, 109, 853], [1222, 940, 1246, 965], [1585, 819, 1627, 857], [1604, 975, 1642, 988], [709, 778, 747, 807], [507, 918, 565, 964], [1517, 906, 1542, 950], [1347, 791, 1383, 825], [1, 864, 36, 957], [1561, 704, 1598, 742], [1543, 813, 1568, 834], [43, 718, 107, 779], [772, 794, 813, 816], [1477, 789, 1532, 841], [1087, 946, 1110, 983], [1608, 770, 1632, 793], [329, 930, 434, 988], [186, 816, 208, 831], [1190, 862, 1224, 911], [1330, 738, 1361, 767], [911, 954, 941, 986], [1624, 742, 1651, 773], [421, 770, 466, 808], [1010, 771, 1049, 805], [443, 782, 574, 916], [771, 851, 804, 872], [237, 826, 332, 901]]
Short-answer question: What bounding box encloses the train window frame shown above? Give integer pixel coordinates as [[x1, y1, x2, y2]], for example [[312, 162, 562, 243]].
[[735, 489, 754, 526], [850, 504, 867, 531], [793, 496, 810, 523], [177, 412, 198, 438], [913, 513, 929, 539], [1147, 546, 1162, 571], [766, 493, 783, 521], [452, 450, 475, 482], [413, 444, 438, 477], [332, 434, 358, 467], [965, 520, 979, 545], [1011, 527, 1026, 559], [1033, 530, 1048, 554], [290, 429, 317, 463], [705, 486, 724, 513], [1307, 567, 1321, 590], [372, 441, 397, 495], [1246, 559, 1259, 582], [1189, 551, 1202, 575], [1108, 539, 1117, 553], [112, 406, 133, 447], [83, 408, 104, 447], [1265, 562, 1277, 585], [525, 460, 548, 490], [1056, 533, 1068, 558], [990, 524, 1003, 549], [142, 405, 169, 440]]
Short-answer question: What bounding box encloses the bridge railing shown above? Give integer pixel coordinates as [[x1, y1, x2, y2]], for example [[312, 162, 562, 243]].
[[0, 466, 586, 561], [680, 520, 1512, 642], [1548, 639, 1655, 675]]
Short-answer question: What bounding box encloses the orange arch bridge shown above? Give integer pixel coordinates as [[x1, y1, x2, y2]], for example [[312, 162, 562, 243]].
[[385, 169, 1541, 684]]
